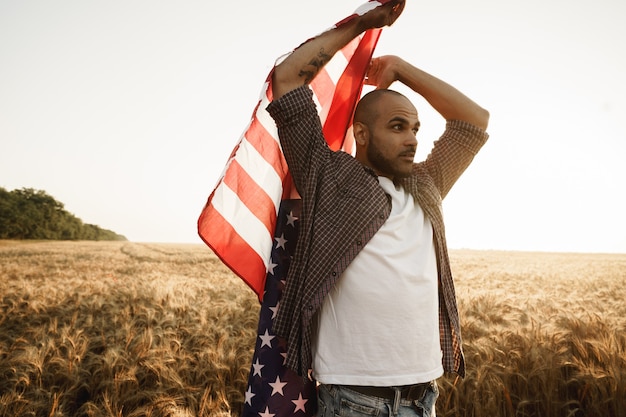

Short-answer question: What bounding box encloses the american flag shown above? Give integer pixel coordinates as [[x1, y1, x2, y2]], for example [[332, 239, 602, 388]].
[[198, 2, 392, 416]]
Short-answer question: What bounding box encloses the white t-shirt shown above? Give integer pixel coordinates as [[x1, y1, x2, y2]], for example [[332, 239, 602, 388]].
[[312, 177, 443, 386]]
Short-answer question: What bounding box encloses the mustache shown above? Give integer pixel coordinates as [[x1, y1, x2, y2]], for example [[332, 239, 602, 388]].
[[399, 148, 416, 158]]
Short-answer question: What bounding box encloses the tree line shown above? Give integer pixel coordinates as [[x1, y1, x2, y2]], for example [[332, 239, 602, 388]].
[[0, 187, 127, 241]]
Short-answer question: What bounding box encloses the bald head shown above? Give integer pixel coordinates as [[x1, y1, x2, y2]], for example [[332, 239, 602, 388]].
[[353, 89, 407, 128]]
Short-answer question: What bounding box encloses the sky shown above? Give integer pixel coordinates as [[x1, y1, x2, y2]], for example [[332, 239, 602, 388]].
[[1, 0, 625, 253]]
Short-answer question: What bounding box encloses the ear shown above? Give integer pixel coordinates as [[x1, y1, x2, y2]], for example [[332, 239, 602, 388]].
[[353, 122, 369, 146]]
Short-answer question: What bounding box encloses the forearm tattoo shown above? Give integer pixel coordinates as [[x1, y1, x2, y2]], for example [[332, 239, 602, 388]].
[[298, 49, 332, 84]]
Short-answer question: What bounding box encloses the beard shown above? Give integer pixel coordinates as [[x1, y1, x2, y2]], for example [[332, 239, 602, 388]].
[[366, 137, 413, 179]]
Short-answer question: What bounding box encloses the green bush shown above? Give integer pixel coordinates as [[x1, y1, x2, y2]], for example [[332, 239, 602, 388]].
[[0, 187, 126, 241]]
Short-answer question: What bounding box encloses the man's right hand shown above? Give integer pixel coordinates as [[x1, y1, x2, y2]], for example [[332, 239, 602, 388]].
[[272, 0, 406, 101], [357, 0, 405, 32]]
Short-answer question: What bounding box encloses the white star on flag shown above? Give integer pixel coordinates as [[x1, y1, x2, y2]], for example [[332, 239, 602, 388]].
[[286, 211, 298, 226], [269, 302, 279, 319], [292, 393, 308, 413], [266, 259, 278, 275], [274, 234, 287, 249], [245, 386, 256, 405], [259, 329, 275, 348], [258, 406, 275, 417], [252, 359, 264, 377], [268, 375, 288, 396]]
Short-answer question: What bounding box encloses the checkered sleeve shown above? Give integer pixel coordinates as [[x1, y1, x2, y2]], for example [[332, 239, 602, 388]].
[[423, 119, 489, 199]]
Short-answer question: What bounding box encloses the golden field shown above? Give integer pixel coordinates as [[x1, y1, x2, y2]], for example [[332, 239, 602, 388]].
[[0, 240, 624, 417]]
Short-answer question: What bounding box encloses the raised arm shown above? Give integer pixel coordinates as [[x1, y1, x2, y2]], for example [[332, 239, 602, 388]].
[[366, 55, 490, 130], [272, 1, 405, 101]]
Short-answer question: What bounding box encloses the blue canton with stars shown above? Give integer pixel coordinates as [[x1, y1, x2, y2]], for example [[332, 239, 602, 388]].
[[241, 199, 317, 417]]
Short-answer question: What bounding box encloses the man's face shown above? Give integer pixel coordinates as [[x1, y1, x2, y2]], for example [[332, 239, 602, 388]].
[[359, 93, 420, 179]]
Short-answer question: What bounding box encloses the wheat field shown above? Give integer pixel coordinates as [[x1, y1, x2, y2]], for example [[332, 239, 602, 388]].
[[0, 240, 624, 417]]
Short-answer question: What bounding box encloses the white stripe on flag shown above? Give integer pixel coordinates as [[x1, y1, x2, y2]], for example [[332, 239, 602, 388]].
[[255, 109, 280, 149], [312, 89, 324, 119], [324, 51, 350, 86], [211, 183, 273, 268]]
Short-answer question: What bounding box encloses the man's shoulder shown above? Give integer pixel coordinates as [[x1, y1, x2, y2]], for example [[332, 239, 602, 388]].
[[330, 151, 377, 178]]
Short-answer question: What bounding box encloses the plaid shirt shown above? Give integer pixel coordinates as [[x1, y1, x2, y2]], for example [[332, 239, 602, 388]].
[[267, 85, 488, 379]]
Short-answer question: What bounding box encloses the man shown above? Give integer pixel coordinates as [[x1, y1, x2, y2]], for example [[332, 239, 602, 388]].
[[267, 1, 489, 415]]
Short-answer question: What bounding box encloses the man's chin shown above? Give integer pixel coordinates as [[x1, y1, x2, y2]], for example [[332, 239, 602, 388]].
[[395, 166, 414, 179]]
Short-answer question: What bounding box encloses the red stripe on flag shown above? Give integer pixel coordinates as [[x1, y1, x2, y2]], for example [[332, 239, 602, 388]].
[[222, 159, 277, 236], [339, 36, 360, 62], [198, 204, 267, 297], [323, 28, 381, 151], [311, 69, 334, 118]]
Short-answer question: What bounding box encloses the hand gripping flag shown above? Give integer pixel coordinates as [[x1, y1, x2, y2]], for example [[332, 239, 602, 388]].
[[198, 2, 391, 416]]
